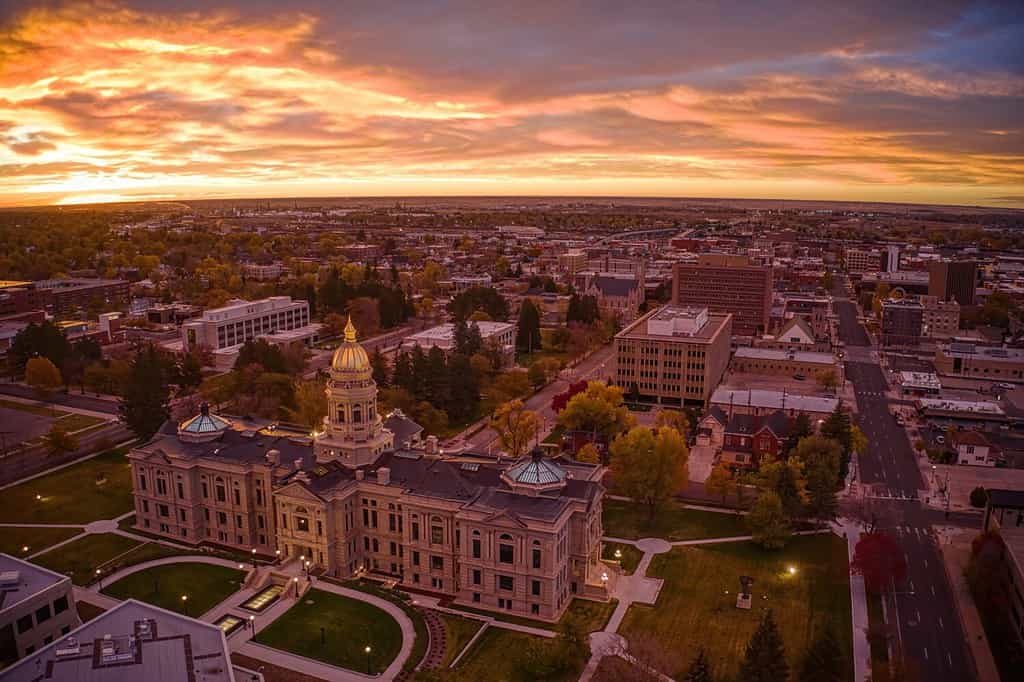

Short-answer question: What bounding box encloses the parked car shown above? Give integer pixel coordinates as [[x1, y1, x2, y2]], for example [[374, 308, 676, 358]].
[[996, 382, 1015, 390], [936, 435, 946, 445], [793, 374, 806, 381]]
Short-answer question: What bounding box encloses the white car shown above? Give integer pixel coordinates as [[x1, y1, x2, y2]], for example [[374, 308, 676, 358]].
[[996, 382, 1015, 390]]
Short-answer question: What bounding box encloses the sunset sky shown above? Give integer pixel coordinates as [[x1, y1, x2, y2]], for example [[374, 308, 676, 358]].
[[0, 1, 1021, 208]]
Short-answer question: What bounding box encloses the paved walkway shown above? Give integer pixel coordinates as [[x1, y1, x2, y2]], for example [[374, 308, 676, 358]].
[[833, 518, 871, 682]]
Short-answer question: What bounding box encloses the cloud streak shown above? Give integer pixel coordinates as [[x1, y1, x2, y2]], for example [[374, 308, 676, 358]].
[[0, 0, 1021, 207]]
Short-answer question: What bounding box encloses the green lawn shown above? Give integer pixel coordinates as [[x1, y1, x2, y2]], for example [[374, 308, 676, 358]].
[[593, 655, 642, 681], [602, 542, 643, 575], [454, 627, 583, 682], [0, 398, 69, 417], [31, 533, 189, 585], [0, 447, 134, 524], [103, 563, 246, 617], [255, 588, 403, 675], [0, 526, 82, 558], [453, 597, 615, 634], [337, 578, 429, 675], [603, 499, 748, 541], [440, 614, 484, 667], [53, 413, 108, 432], [619, 534, 853, 681]]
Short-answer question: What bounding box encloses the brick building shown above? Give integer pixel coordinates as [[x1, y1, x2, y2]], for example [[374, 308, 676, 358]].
[[671, 255, 772, 336]]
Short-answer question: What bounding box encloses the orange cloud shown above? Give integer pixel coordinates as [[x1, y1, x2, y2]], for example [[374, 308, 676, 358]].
[[0, 1, 1021, 207]]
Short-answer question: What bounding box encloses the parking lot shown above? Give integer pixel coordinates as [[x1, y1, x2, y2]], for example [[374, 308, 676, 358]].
[[0, 406, 58, 450]]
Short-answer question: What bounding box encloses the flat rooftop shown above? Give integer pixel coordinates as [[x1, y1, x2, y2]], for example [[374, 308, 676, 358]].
[[917, 398, 1005, 416], [0, 554, 68, 612], [898, 371, 941, 389], [406, 321, 513, 343], [733, 347, 835, 365], [617, 306, 730, 343], [943, 343, 1024, 362], [711, 388, 839, 414], [0, 599, 234, 682]]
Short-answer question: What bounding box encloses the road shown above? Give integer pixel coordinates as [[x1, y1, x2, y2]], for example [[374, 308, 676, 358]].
[[0, 383, 119, 415], [460, 345, 616, 452], [836, 294, 975, 681]]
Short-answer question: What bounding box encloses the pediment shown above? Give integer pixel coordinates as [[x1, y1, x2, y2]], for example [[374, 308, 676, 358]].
[[275, 480, 324, 503], [481, 509, 529, 529]]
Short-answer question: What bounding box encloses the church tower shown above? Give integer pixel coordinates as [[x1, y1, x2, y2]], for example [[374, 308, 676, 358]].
[[314, 317, 393, 467]]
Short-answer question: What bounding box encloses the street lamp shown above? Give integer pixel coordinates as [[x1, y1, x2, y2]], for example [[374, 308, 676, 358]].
[[35, 494, 41, 501], [293, 576, 300, 597], [180, 594, 188, 616], [251, 548, 257, 569], [275, 549, 281, 563], [365, 645, 372, 674], [787, 565, 797, 576], [249, 615, 255, 633], [614, 549, 622, 560], [95, 568, 103, 589], [22, 545, 29, 553]]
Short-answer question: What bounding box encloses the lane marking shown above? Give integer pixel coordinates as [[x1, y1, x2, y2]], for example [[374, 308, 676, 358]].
[[923, 647, 929, 661], [947, 652, 953, 667], [938, 616, 944, 629]]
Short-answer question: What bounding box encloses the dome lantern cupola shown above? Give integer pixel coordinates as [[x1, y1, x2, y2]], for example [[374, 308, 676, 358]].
[[501, 447, 568, 495], [177, 402, 231, 443]]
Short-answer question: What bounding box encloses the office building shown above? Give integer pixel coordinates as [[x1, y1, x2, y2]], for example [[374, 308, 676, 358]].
[[180, 296, 319, 365], [0, 554, 79, 668], [934, 342, 1024, 382], [843, 247, 881, 274], [1, 599, 236, 682], [129, 321, 610, 623], [671, 255, 773, 336], [731, 347, 840, 382], [614, 305, 732, 406], [401, 321, 515, 366], [928, 260, 977, 305], [880, 299, 924, 347], [919, 295, 960, 339], [31, 278, 130, 315]]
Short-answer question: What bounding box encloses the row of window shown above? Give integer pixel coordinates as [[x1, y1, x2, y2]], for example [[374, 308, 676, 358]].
[[15, 595, 69, 635]]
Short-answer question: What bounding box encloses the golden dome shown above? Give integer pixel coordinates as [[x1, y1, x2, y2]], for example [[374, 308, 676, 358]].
[[331, 316, 370, 372]]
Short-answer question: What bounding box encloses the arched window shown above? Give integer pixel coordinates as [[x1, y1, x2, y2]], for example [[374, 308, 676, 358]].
[[337, 408, 345, 423], [499, 534, 514, 564], [353, 406, 362, 423]]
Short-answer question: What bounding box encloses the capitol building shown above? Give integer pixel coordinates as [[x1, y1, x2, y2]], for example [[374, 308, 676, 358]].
[[128, 319, 610, 621]]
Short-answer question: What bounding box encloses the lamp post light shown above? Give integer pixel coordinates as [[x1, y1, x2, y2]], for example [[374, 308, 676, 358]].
[[22, 545, 29, 554], [249, 615, 255, 633], [293, 576, 299, 597], [180, 594, 188, 616], [304, 560, 311, 577], [35, 494, 41, 501], [614, 549, 622, 560], [275, 549, 281, 564], [365, 645, 372, 674], [95, 568, 103, 589], [251, 548, 257, 569], [787, 565, 797, 576]]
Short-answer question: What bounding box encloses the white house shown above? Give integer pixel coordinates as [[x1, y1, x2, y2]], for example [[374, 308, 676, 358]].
[[952, 430, 1001, 467]]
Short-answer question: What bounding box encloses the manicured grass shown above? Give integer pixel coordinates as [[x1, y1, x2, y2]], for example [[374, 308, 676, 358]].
[[543, 424, 566, 445], [453, 597, 615, 634], [33, 533, 142, 584], [54, 413, 107, 432], [103, 563, 246, 616], [0, 526, 82, 558], [31, 533, 189, 585], [255, 588, 403, 675], [603, 499, 748, 541], [439, 614, 484, 667], [0, 398, 68, 417], [337, 578, 429, 675], [602, 542, 643, 575], [593, 654, 644, 681], [620, 534, 853, 681], [455, 627, 582, 682], [0, 447, 134, 524]]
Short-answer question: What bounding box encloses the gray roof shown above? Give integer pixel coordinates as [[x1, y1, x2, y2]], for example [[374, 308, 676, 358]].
[[178, 412, 231, 435], [0, 554, 68, 612], [0, 599, 234, 682], [591, 275, 638, 297], [383, 411, 423, 447]]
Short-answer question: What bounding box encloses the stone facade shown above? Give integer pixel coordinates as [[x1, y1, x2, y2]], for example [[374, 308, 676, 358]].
[[128, 320, 608, 623]]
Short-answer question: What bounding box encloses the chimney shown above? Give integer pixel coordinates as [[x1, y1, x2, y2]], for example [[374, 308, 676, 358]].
[[355, 469, 365, 481], [377, 467, 390, 485], [425, 436, 438, 455], [266, 449, 281, 466]]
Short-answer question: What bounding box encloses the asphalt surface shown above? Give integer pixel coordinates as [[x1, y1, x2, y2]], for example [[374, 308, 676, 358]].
[[836, 293, 975, 681], [0, 383, 119, 415]]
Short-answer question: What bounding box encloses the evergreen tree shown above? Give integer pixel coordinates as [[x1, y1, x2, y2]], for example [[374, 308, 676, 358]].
[[425, 346, 451, 408], [821, 402, 853, 478], [370, 349, 390, 387], [684, 648, 712, 682], [786, 412, 813, 453], [176, 353, 203, 393], [120, 344, 171, 441], [410, 345, 429, 400], [516, 299, 543, 353], [738, 610, 789, 682], [9, 320, 71, 375], [392, 351, 414, 392], [466, 322, 484, 357], [234, 339, 288, 374], [447, 353, 480, 422], [798, 624, 843, 682], [453, 318, 470, 355]]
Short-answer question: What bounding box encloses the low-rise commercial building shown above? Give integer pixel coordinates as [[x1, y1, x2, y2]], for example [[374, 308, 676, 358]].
[[710, 388, 839, 420], [401, 321, 515, 366], [614, 305, 732, 407], [934, 342, 1024, 383], [844, 247, 881, 274], [896, 371, 941, 396], [0, 554, 79, 668], [730, 347, 840, 382], [1, 599, 236, 682], [920, 295, 960, 339]]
